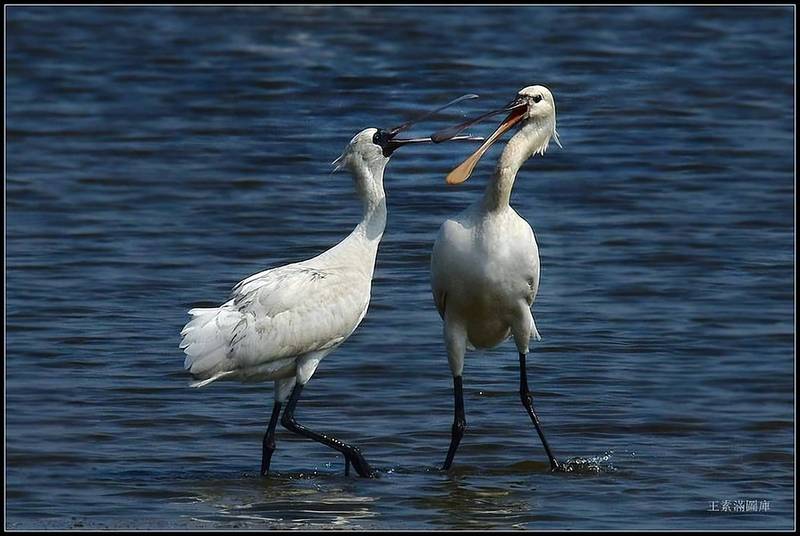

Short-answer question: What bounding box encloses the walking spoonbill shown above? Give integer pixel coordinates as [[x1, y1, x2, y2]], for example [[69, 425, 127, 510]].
[[429, 85, 563, 471], [180, 95, 481, 477]]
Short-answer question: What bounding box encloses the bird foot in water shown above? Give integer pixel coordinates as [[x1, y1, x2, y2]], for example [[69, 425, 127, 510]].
[[345, 452, 377, 478]]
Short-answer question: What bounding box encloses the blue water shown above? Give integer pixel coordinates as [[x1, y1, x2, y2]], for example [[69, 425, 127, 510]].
[[6, 6, 794, 530]]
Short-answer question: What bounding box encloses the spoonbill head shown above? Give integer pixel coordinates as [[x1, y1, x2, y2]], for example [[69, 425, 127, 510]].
[[331, 127, 420, 172], [333, 124, 484, 205], [433, 85, 561, 185]]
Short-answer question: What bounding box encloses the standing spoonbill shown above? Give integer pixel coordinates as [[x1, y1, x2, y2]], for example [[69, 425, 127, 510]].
[[430, 85, 563, 471], [180, 95, 481, 478]]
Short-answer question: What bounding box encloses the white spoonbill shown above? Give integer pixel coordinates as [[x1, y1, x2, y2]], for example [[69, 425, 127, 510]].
[[180, 95, 480, 478], [430, 85, 563, 471]]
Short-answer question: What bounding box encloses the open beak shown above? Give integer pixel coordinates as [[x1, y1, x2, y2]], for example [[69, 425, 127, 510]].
[[335, 94, 485, 167], [387, 93, 479, 137], [379, 93, 484, 157], [432, 97, 528, 184], [382, 135, 432, 156], [383, 133, 483, 156]]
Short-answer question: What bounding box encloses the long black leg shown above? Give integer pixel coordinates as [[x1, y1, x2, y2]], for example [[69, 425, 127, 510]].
[[280, 383, 375, 478], [442, 375, 466, 470], [260, 401, 282, 476], [519, 352, 561, 471]]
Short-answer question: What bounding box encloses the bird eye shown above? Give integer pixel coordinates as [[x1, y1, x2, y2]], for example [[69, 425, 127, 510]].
[[373, 130, 386, 146], [532, 95, 542, 103]]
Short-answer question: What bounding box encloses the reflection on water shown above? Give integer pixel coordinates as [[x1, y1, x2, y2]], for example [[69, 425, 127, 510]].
[[154, 454, 630, 529], [179, 473, 380, 529], [420, 475, 542, 530], [192, 477, 376, 527]]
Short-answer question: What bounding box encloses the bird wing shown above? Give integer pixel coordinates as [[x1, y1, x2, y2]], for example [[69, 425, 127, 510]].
[[430, 218, 462, 320], [181, 261, 370, 379], [227, 262, 370, 364], [523, 222, 541, 306]]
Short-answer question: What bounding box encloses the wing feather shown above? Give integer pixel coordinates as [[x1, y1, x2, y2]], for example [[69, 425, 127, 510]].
[[180, 260, 371, 380]]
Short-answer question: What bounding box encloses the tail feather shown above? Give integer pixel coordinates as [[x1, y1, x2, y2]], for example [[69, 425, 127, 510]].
[[180, 304, 244, 385], [183, 337, 228, 360], [183, 342, 228, 377], [189, 370, 235, 388], [180, 308, 220, 336], [531, 315, 542, 342]]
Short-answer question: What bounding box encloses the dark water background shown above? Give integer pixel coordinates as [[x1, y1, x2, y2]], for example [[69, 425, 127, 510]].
[[6, 6, 795, 530]]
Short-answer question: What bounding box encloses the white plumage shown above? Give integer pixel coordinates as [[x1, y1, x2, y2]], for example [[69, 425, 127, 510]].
[[178, 93, 483, 478], [430, 85, 563, 471], [431, 202, 542, 356], [180, 128, 388, 398], [181, 253, 372, 389]]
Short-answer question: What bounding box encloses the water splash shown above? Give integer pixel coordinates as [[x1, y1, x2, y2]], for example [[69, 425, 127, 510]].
[[560, 450, 618, 475]]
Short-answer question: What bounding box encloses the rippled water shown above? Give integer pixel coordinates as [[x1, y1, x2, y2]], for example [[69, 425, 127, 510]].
[[6, 6, 794, 530]]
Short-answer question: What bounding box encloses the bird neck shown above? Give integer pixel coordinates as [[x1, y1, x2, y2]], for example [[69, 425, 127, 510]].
[[353, 158, 388, 243], [482, 120, 551, 212]]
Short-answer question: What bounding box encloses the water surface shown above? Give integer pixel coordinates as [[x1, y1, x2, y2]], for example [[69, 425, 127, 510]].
[[6, 6, 794, 530]]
